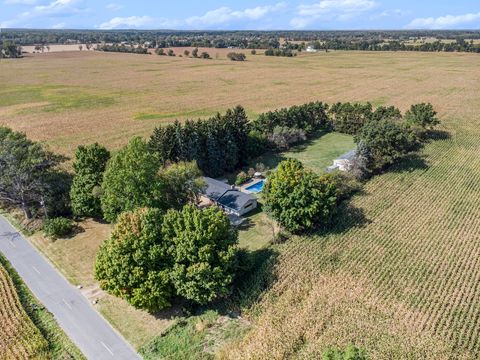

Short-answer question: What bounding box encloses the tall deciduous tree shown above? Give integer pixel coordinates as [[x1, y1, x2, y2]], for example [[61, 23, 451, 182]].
[[101, 137, 163, 222], [70, 143, 110, 218], [263, 158, 337, 233], [95, 208, 172, 311], [0, 127, 64, 219], [162, 204, 238, 304]]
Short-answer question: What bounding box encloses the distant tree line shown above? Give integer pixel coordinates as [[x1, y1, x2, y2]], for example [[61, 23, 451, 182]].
[[96, 44, 149, 54], [264, 48, 296, 57], [310, 38, 480, 53], [2, 29, 480, 53]]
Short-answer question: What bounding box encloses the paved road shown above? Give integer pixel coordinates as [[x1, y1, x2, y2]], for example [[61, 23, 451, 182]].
[[0, 215, 141, 360]]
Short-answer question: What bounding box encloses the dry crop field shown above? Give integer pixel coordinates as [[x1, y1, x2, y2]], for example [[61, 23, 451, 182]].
[[2, 50, 480, 358], [0, 264, 48, 359]]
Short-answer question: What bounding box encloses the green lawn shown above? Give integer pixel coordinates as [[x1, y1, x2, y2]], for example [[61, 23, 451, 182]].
[[252, 132, 355, 174]]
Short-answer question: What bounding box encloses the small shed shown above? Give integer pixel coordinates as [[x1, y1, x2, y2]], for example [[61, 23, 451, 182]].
[[327, 150, 356, 172], [203, 177, 257, 216]]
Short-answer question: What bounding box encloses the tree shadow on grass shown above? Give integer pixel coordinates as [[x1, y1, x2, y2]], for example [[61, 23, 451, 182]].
[[315, 202, 371, 237], [388, 153, 429, 174], [423, 129, 451, 142]]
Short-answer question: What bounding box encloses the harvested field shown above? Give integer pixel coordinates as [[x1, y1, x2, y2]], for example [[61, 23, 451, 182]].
[[2, 50, 480, 358]]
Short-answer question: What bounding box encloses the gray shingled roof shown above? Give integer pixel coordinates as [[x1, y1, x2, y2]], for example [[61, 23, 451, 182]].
[[203, 177, 256, 212], [336, 150, 356, 161]]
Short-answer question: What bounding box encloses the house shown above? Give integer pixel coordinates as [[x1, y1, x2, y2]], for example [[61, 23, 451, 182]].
[[327, 150, 356, 172], [306, 46, 318, 53], [202, 177, 257, 216]]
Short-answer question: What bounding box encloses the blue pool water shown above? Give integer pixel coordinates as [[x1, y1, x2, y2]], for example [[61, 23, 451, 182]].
[[245, 180, 265, 193]]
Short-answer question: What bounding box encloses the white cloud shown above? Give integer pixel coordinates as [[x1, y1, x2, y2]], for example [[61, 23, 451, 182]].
[[30, 0, 81, 15], [4, 0, 37, 4], [185, 2, 287, 26], [98, 16, 155, 29], [97, 2, 287, 30], [51, 21, 65, 28], [2, 0, 84, 27], [406, 12, 480, 29], [291, 0, 377, 28], [106, 3, 124, 11]]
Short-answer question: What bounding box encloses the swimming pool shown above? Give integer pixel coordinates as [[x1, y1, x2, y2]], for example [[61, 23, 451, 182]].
[[245, 180, 265, 193]]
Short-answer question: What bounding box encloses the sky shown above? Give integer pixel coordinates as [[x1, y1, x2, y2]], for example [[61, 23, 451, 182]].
[[1, 0, 480, 31]]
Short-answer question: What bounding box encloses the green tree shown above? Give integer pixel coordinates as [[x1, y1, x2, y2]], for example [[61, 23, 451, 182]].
[[95, 208, 172, 311], [263, 158, 337, 233], [405, 103, 440, 129], [371, 105, 402, 122], [162, 204, 238, 304], [1, 41, 21, 58], [70, 143, 110, 218], [158, 161, 206, 211], [101, 137, 162, 222], [329, 102, 373, 135], [354, 118, 417, 173], [0, 127, 64, 219], [192, 47, 199, 58]]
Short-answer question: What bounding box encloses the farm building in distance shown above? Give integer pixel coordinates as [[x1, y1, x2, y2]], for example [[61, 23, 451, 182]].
[[327, 150, 356, 172], [202, 177, 258, 216]]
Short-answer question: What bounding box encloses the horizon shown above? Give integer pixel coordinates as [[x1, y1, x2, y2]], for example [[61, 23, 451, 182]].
[[2, 28, 480, 31], [1, 1, 479, 31]]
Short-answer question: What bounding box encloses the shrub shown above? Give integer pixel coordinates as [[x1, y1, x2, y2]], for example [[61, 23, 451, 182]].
[[263, 158, 337, 233], [184, 49, 190, 56], [268, 126, 307, 150], [43, 217, 74, 239], [235, 171, 249, 186], [323, 171, 362, 202], [167, 49, 175, 56], [251, 49, 257, 55], [155, 48, 165, 55], [227, 52, 246, 61], [199, 52, 211, 59]]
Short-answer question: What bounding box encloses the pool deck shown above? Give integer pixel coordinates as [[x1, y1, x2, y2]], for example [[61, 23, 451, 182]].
[[240, 178, 265, 194]]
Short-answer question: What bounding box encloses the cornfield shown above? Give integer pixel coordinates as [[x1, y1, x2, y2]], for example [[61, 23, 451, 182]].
[[0, 265, 49, 359], [225, 132, 480, 357]]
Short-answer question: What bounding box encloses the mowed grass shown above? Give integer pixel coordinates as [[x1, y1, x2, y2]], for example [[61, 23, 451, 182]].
[[253, 132, 355, 174], [3, 51, 480, 358]]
